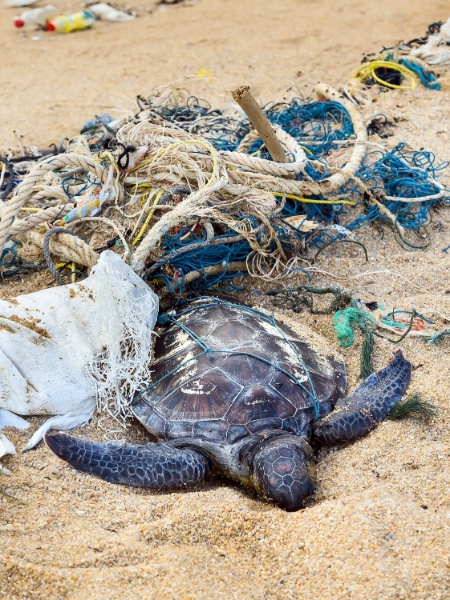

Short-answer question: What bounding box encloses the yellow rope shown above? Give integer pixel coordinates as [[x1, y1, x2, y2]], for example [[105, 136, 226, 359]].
[[97, 151, 121, 200], [352, 60, 417, 90], [70, 262, 77, 283], [97, 150, 116, 165], [273, 192, 356, 206], [53, 260, 77, 282], [132, 189, 164, 245]]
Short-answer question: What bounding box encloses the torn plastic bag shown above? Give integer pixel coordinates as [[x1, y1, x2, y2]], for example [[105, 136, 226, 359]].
[[0, 410, 29, 474], [0, 250, 158, 452], [0, 433, 19, 475]]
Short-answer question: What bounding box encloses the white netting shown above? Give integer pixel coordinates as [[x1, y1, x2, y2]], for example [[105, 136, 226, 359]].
[[410, 17, 450, 65], [85, 254, 159, 420], [0, 251, 158, 448]]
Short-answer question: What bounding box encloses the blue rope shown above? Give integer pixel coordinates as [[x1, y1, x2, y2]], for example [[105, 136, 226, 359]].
[[384, 309, 434, 324], [430, 330, 450, 344], [399, 59, 441, 90], [138, 95, 450, 282], [0, 243, 41, 277]]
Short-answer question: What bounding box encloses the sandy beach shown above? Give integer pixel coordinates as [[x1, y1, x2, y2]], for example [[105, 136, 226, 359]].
[[1, 1, 450, 598]]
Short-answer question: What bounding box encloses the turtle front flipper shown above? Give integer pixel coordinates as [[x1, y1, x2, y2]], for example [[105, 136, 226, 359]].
[[313, 350, 411, 446], [45, 433, 209, 489]]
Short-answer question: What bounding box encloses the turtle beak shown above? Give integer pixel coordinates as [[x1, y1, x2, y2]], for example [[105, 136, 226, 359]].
[[251, 437, 316, 511]]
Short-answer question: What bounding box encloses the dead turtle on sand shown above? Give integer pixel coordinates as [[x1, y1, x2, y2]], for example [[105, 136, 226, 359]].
[[46, 297, 411, 511]]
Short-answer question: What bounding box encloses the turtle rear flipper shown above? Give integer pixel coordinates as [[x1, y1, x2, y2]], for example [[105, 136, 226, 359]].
[[45, 433, 209, 489], [312, 350, 411, 446]]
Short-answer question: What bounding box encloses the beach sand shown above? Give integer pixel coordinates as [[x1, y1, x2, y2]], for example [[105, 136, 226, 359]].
[[1, 1, 450, 598]]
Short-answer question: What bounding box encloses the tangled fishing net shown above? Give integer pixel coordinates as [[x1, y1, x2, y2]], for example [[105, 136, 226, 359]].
[[0, 78, 449, 301]]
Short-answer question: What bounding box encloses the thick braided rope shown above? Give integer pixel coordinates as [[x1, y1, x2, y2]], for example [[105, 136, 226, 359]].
[[0, 154, 105, 254], [23, 229, 99, 268], [227, 169, 327, 195], [385, 190, 447, 203], [226, 85, 366, 195], [27, 187, 72, 205], [236, 129, 261, 153], [314, 83, 367, 190], [383, 167, 447, 202], [221, 126, 308, 177], [8, 204, 75, 237], [43, 228, 84, 284], [132, 171, 229, 273]]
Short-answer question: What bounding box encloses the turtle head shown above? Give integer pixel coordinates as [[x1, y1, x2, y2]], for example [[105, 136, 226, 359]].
[[250, 436, 316, 512]]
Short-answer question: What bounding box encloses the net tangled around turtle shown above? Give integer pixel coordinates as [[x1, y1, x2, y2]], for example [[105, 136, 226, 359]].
[[143, 297, 322, 419]]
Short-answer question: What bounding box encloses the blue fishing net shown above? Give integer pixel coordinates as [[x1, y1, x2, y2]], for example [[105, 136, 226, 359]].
[[134, 95, 449, 293]]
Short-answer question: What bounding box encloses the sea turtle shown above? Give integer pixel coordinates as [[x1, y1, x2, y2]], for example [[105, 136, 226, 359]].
[[45, 297, 411, 511]]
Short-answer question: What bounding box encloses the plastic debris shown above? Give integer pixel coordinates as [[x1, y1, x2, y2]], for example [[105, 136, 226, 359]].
[[14, 5, 57, 28], [0, 251, 159, 451], [61, 165, 116, 224], [4, 0, 39, 7], [89, 3, 134, 22], [0, 409, 30, 430], [81, 112, 113, 132], [46, 10, 95, 32], [0, 435, 17, 474], [0, 411, 29, 474]]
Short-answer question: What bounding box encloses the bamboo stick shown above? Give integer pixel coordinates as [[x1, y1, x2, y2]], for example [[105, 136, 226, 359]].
[[231, 86, 289, 163]]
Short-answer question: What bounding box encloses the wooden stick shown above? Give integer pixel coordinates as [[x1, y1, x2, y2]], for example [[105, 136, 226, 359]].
[[231, 86, 289, 163]]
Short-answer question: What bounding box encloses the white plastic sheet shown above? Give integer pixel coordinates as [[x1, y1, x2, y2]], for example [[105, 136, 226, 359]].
[[0, 251, 158, 458], [0, 410, 29, 473]]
